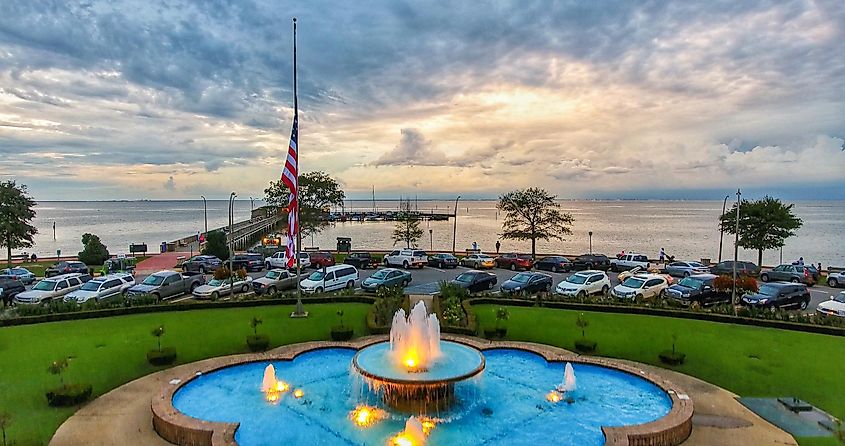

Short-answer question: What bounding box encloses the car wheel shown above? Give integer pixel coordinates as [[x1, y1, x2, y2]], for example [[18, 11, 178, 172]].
[[315, 287, 323, 294], [265, 262, 271, 269], [384, 258, 390, 266], [181, 265, 187, 272], [551, 266, 558, 273], [401, 279, 409, 287], [683, 271, 691, 278], [611, 264, 618, 273], [791, 278, 800, 283], [345, 280, 353, 289], [760, 274, 769, 282], [475, 262, 480, 269], [438, 262, 444, 269], [800, 299, 809, 310], [586, 263, 593, 269], [829, 278, 839, 287], [577, 290, 586, 299], [403, 261, 409, 269], [601, 285, 609, 296], [659, 289, 666, 298], [508, 263, 515, 271], [267, 286, 277, 295], [545, 283, 552, 292], [211, 291, 219, 300], [635, 294, 644, 301], [152, 293, 161, 302], [200, 266, 207, 274], [242, 284, 249, 293], [377, 285, 386, 293], [189, 283, 198, 293]]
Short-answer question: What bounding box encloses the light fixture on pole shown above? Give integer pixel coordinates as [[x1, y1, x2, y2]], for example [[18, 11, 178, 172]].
[[228, 192, 237, 289], [732, 188, 741, 309], [451, 196, 461, 255], [200, 195, 208, 237], [588, 231, 593, 254], [249, 196, 255, 213], [429, 229, 433, 251], [717, 194, 729, 263]]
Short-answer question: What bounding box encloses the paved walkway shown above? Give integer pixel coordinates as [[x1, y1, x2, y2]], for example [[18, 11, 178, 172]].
[[134, 253, 185, 275], [50, 338, 797, 446]]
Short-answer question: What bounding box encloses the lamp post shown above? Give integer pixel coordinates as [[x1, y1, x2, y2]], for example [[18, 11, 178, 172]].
[[732, 189, 741, 309], [200, 195, 208, 237], [452, 196, 461, 255], [249, 196, 255, 213], [588, 231, 593, 254], [717, 194, 729, 263], [429, 229, 433, 251], [228, 192, 237, 289]]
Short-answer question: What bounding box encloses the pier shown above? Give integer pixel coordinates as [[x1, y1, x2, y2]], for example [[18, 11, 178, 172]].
[[169, 212, 284, 252], [326, 210, 454, 222]]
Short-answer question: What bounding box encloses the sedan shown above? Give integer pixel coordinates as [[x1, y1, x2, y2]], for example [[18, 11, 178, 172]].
[[1, 267, 36, 285], [460, 254, 496, 269], [500, 272, 552, 295], [664, 261, 710, 278], [45, 261, 89, 277], [828, 271, 845, 288], [428, 253, 459, 269], [816, 291, 845, 318], [192, 276, 253, 300], [533, 256, 572, 273], [494, 253, 534, 271], [361, 268, 412, 292], [741, 283, 811, 310], [451, 270, 497, 293]]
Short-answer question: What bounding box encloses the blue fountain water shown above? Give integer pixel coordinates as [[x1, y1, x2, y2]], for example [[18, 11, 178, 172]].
[[173, 348, 672, 446]]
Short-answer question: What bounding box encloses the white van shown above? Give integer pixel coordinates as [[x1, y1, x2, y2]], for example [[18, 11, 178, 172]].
[[300, 265, 359, 294]]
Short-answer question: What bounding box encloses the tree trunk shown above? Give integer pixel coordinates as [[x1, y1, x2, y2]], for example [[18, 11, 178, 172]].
[[6, 236, 11, 269], [757, 249, 763, 267], [531, 237, 536, 260]]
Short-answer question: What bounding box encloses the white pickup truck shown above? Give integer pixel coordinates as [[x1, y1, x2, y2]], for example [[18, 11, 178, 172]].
[[384, 249, 428, 269], [265, 252, 311, 270], [610, 253, 650, 272]]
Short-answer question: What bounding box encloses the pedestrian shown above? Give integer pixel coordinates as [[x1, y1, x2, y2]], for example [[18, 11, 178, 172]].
[[818, 262, 822, 274], [472, 241, 478, 252], [618, 250, 625, 259], [659, 248, 665, 263], [495, 240, 500, 254], [797, 257, 804, 266], [30, 253, 37, 262]]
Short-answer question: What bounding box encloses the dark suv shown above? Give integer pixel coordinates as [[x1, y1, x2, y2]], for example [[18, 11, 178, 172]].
[[571, 254, 611, 271], [343, 252, 377, 269], [309, 252, 336, 269], [45, 261, 89, 277], [230, 253, 264, 272], [760, 264, 816, 285], [181, 255, 223, 273], [666, 274, 729, 306], [710, 260, 760, 277], [740, 282, 811, 310], [0, 275, 26, 307]]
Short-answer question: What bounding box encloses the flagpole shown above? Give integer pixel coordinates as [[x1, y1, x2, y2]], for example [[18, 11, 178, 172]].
[[291, 17, 307, 318]]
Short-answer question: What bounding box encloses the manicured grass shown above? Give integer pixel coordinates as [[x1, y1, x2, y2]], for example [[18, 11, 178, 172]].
[[796, 437, 843, 446], [475, 305, 845, 422], [0, 303, 369, 445]]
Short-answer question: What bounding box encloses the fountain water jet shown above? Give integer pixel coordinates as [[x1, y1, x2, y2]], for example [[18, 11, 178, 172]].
[[261, 364, 276, 392], [557, 362, 577, 393], [390, 301, 442, 371], [390, 416, 427, 446]]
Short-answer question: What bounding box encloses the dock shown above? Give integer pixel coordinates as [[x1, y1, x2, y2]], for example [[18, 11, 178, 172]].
[[325, 210, 454, 222]]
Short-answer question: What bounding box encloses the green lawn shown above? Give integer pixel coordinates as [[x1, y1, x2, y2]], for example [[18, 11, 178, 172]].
[[0, 303, 369, 445], [475, 305, 845, 423]]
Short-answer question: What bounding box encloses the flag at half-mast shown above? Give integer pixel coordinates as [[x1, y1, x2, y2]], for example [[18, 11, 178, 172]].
[[282, 115, 298, 268]]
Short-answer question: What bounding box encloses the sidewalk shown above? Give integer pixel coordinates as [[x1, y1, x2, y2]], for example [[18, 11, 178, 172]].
[[134, 253, 184, 275]]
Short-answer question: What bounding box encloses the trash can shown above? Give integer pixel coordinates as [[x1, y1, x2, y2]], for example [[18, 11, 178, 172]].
[[160, 242, 167, 253], [337, 237, 351, 253]]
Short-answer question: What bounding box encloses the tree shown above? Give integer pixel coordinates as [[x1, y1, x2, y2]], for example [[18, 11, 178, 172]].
[[391, 199, 423, 248], [47, 358, 68, 387], [0, 181, 37, 268], [497, 188, 574, 259], [719, 196, 803, 266], [77, 233, 110, 265], [151, 325, 165, 352], [264, 171, 346, 239], [202, 230, 229, 261], [250, 316, 263, 336], [575, 313, 589, 339], [0, 410, 10, 446]]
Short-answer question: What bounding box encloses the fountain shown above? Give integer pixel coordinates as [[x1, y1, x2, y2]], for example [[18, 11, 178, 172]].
[[390, 416, 428, 446], [353, 301, 485, 412], [557, 362, 577, 393]]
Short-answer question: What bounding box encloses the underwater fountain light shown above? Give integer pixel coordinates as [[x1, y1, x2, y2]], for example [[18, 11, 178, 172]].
[[350, 405, 387, 428], [546, 391, 562, 403], [293, 389, 304, 399]]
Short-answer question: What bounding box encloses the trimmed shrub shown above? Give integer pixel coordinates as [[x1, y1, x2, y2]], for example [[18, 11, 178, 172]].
[[246, 334, 270, 352], [330, 326, 354, 341], [574, 339, 597, 354], [146, 347, 177, 366], [659, 350, 686, 365], [46, 383, 93, 407]]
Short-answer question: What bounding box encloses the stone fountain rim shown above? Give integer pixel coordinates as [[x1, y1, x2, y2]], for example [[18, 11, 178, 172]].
[[352, 340, 486, 386], [151, 335, 693, 446]]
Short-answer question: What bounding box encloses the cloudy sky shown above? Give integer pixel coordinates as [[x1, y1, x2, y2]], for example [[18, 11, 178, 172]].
[[1, 0, 844, 200]]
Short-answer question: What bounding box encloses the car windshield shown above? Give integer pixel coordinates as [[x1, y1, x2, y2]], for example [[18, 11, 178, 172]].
[[308, 271, 325, 281], [510, 273, 531, 283], [622, 278, 645, 288], [678, 278, 704, 290], [566, 275, 588, 285], [266, 271, 280, 279], [80, 281, 102, 291], [455, 273, 474, 283], [834, 293, 845, 303], [34, 280, 57, 291], [371, 270, 389, 279], [208, 279, 225, 286], [142, 275, 165, 285], [758, 285, 780, 296]]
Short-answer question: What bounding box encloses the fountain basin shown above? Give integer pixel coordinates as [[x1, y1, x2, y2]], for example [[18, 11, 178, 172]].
[[353, 341, 485, 385]]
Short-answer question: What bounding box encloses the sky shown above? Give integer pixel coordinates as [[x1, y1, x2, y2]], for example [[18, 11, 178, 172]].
[[1, 0, 844, 201]]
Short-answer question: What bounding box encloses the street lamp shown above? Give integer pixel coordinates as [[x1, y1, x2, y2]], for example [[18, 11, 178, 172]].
[[249, 196, 255, 213], [200, 195, 208, 237], [717, 194, 729, 263], [228, 192, 237, 288], [452, 196, 461, 255], [732, 189, 741, 308], [588, 231, 593, 254], [429, 229, 433, 251]]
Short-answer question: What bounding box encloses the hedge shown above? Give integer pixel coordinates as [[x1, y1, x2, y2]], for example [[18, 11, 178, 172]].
[[46, 383, 93, 407]]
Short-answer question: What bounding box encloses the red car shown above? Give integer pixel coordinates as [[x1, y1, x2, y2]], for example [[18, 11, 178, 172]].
[[495, 253, 533, 271], [309, 252, 336, 269]]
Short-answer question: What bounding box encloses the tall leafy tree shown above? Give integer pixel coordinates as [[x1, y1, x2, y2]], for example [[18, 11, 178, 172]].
[[77, 233, 110, 265], [391, 199, 423, 248], [719, 196, 802, 266], [264, 171, 345, 239], [497, 188, 574, 259], [0, 181, 38, 268], [201, 230, 230, 261]]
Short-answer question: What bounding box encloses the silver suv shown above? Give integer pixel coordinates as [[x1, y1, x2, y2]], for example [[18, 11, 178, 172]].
[[64, 273, 135, 303], [15, 273, 92, 305]]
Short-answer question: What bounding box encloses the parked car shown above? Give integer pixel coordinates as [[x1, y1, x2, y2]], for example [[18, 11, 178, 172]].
[[125, 270, 206, 301], [571, 254, 611, 271], [740, 282, 811, 310], [710, 260, 760, 277], [45, 261, 89, 277], [533, 256, 572, 273], [427, 253, 459, 269], [460, 254, 496, 269], [611, 274, 669, 300], [252, 269, 300, 295], [816, 291, 845, 318], [230, 253, 265, 272], [665, 274, 728, 306], [181, 255, 223, 274], [14, 273, 91, 305], [64, 273, 135, 303], [617, 266, 674, 285], [760, 264, 815, 285], [828, 271, 845, 288], [309, 251, 336, 269], [300, 265, 359, 294], [193, 275, 254, 300], [361, 268, 412, 292], [384, 249, 428, 269], [0, 267, 36, 285], [610, 253, 650, 272], [494, 253, 534, 271], [343, 252, 379, 269], [554, 270, 610, 298], [0, 275, 26, 305], [450, 270, 497, 293], [664, 261, 710, 278], [500, 272, 552, 295], [265, 251, 311, 270]]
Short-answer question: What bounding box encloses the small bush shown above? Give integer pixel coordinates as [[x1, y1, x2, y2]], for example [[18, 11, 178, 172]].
[[574, 339, 597, 354], [213, 267, 231, 280], [330, 326, 354, 341], [146, 347, 177, 366], [659, 350, 686, 365], [46, 383, 93, 407], [246, 334, 270, 352]]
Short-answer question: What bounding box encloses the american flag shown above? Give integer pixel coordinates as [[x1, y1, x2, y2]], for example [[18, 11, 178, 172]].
[[282, 116, 298, 268]]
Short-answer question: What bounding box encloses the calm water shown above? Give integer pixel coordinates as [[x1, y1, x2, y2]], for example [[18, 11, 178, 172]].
[[20, 200, 845, 267], [172, 348, 672, 446]]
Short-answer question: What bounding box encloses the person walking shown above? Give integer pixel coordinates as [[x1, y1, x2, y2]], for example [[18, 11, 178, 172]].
[[797, 257, 804, 266], [495, 240, 501, 254], [659, 248, 666, 264]]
